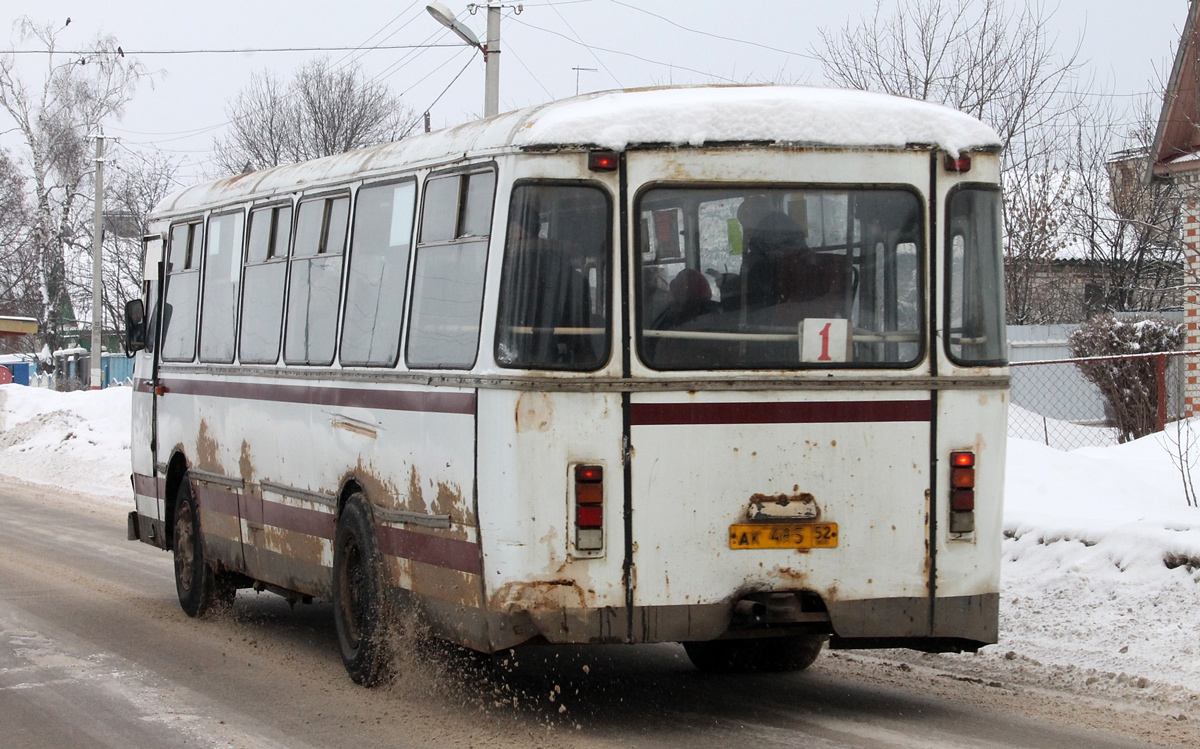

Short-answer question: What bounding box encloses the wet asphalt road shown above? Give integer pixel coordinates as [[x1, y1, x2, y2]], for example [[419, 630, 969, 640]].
[[0, 478, 1174, 748]]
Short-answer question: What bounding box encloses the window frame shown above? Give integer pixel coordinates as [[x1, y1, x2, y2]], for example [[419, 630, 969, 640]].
[[943, 182, 1006, 368], [338, 175, 419, 369], [197, 208, 246, 365], [284, 189, 352, 367], [492, 177, 615, 372], [631, 180, 928, 372], [161, 217, 206, 363], [237, 199, 294, 365], [404, 163, 497, 371]]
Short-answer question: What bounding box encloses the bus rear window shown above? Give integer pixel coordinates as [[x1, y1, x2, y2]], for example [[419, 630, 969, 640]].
[[946, 186, 1006, 365], [495, 183, 611, 371], [636, 187, 923, 370]]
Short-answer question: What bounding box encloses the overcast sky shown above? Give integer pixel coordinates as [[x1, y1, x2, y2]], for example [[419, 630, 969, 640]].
[[0, 0, 1191, 184]]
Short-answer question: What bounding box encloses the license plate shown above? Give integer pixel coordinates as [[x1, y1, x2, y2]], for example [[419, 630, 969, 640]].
[[729, 522, 838, 549]]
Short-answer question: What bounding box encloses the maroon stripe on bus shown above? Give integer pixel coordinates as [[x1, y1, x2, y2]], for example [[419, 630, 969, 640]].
[[132, 473, 161, 498], [193, 482, 240, 517], [238, 493, 263, 526], [630, 399, 932, 426], [376, 525, 482, 576], [261, 499, 336, 540], [150, 378, 475, 415]]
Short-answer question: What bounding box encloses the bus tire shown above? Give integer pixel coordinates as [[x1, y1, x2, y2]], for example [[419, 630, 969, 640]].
[[682, 639, 766, 673], [759, 635, 825, 672], [332, 493, 392, 686], [173, 476, 220, 618]]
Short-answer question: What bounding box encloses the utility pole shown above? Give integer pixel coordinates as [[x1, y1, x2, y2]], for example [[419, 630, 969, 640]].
[[89, 131, 104, 391], [484, 3, 501, 117]]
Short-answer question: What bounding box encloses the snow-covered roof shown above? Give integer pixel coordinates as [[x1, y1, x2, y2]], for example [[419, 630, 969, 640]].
[[155, 85, 1002, 217]]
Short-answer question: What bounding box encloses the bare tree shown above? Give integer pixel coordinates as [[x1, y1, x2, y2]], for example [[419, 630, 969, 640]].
[[813, 0, 1081, 172], [213, 58, 421, 175], [1065, 98, 1184, 315], [0, 17, 147, 353], [1003, 167, 1075, 323]]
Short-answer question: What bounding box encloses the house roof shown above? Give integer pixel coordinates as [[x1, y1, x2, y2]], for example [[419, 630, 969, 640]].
[[1147, 1, 1200, 181], [153, 85, 1001, 218]]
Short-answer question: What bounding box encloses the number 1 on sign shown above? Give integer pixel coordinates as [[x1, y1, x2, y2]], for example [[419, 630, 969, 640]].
[[800, 318, 849, 363]]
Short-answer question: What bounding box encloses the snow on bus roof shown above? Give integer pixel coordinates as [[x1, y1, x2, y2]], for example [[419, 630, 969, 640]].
[[155, 85, 1000, 215]]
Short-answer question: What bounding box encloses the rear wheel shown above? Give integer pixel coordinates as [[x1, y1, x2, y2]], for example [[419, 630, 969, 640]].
[[759, 635, 825, 672], [172, 476, 231, 617], [683, 639, 766, 673], [332, 493, 392, 686], [684, 635, 825, 673]]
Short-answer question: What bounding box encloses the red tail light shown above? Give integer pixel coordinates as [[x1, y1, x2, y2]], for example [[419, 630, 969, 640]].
[[574, 464, 604, 551], [949, 451, 976, 532]]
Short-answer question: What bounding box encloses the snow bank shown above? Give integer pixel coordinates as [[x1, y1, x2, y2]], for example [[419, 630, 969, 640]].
[[0, 384, 131, 504]]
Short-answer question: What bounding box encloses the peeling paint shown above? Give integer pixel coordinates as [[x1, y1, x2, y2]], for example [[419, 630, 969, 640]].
[[195, 420, 222, 474], [515, 392, 554, 433]]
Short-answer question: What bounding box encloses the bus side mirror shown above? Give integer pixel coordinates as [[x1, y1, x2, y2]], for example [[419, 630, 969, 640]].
[[125, 298, 147, 356]]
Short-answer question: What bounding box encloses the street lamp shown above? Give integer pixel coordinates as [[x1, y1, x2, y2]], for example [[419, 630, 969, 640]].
[[426, 2, 504, 118]]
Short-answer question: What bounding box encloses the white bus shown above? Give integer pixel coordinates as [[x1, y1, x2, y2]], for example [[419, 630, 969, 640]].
[[125, 85, 1008, 684]]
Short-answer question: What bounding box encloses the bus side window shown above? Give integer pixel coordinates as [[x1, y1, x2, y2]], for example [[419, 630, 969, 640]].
[[198, 211, 245, 363], [340, 180, 416, 367], [406, 168, 495, 369], [284, 194, 349, 366], [161, 221, 203, 362], [494, 182, 611, 371], [240, 204, 292, 364]]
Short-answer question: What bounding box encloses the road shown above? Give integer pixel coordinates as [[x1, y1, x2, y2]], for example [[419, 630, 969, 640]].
[[0, 475, 1192, 749]]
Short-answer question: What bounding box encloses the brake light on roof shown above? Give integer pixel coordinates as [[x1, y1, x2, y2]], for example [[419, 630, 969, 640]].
[[949, 451, 976, 532], [575, 464, 604, 551], [588, 150, 618, 172], [944, 153, 972, 173]]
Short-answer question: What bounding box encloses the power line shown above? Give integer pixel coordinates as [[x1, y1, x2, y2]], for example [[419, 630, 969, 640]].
[[606, 0, 819, 63], [509, 16, 739, 84], [3, 44, 463, 56], [421, 51, 479, 116], [546, 1, 624, 88], [508, 44, 555, 100]]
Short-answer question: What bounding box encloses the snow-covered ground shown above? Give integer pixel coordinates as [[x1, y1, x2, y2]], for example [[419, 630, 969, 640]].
[[1, 383, 1197, 714]]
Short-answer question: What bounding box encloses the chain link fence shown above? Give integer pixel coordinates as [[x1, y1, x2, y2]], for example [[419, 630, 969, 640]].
[[1009, 350, 1189, 450]]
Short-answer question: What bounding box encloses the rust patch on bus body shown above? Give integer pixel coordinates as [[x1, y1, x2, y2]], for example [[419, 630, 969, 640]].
[[346, 460, 403, 511], [261, 524, 328, 568], [405, 465, 425, 513], [515, 392, 553, 433], [238, 440, 256, 484], [195, 420, 223, 474], [489, 578, 590, 612], [747, 492, 820, 521], [408, 561, 482, 608], [432, 480, 475, 529]]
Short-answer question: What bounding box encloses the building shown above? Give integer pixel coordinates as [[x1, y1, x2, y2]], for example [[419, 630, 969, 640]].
[[1147, 0, 1200, 416]]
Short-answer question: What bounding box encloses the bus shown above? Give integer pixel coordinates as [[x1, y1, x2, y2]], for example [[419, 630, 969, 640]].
[[124, 85, 1008, 685]]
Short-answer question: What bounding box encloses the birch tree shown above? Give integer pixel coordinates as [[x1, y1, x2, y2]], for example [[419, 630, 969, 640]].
[[0, 17, 147, 352]]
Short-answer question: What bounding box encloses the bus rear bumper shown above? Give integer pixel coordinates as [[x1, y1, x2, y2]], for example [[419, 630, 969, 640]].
[[459, 592, 999, 653]]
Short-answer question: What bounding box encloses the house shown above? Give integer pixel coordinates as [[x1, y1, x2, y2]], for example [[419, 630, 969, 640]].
[[1147, 0, 1200, 416]]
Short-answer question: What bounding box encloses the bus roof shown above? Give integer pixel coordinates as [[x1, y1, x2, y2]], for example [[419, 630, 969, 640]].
[[155, 85, 1001, 216]]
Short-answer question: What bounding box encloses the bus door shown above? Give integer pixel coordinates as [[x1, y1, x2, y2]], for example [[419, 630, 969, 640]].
[[131, 235, 165, 546], [625, 176, 936, 642]]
